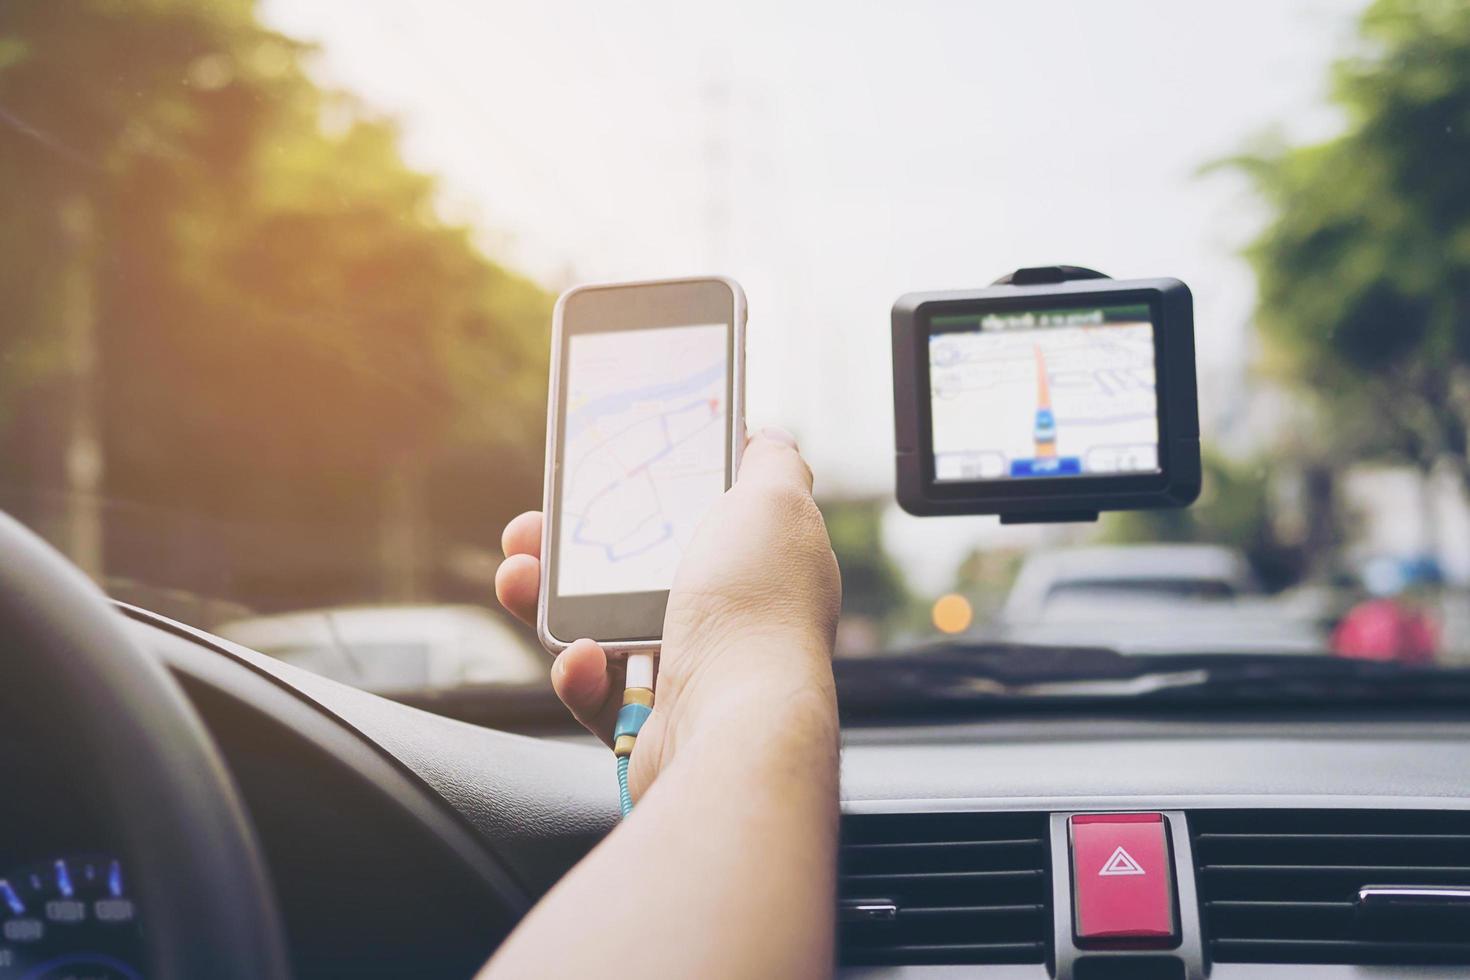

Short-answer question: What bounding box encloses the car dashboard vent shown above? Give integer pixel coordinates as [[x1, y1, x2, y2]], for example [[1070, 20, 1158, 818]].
[[838, 811, 1051, 966], [1193, 809, 1470, 965]]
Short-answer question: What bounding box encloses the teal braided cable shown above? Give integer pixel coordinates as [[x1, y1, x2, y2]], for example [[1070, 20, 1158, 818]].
[[616, 754, 634, 817], [613, 698, 650, 819]]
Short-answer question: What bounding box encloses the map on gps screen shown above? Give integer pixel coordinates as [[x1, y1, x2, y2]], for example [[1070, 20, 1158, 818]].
[[557, 323, 728, 596], [928, 303, 1159, 482]]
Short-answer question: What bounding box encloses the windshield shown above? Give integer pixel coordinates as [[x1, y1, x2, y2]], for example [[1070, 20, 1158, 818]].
[[3, 0, 1467, 718]]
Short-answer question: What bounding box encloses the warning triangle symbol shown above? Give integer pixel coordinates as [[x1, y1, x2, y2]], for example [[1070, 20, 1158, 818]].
[[1098, 846, 1146, 877]]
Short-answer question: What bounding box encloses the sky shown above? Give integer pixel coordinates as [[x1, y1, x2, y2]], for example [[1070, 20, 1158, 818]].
[[261, 0, 1371, 592]]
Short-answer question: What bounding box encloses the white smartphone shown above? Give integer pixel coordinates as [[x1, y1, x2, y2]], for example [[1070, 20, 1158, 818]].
[[537, 276, 747, 655]]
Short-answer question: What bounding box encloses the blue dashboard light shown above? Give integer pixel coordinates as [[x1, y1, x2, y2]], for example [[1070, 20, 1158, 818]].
[[0, 879, 24, 916], [54, 859, 73, 899], [107, 859, 123, 899]]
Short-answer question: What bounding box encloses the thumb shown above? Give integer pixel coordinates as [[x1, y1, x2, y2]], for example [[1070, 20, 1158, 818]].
[[736, 426, 814, 494]]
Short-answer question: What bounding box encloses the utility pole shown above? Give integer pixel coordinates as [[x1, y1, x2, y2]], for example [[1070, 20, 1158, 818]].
[[380, 452, 427, 603], [59, 192, 104, 580], [702, 73, 732, 271]]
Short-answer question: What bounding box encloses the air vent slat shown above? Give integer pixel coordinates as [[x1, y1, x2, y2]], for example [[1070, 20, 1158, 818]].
[[1204, 900, 1354, 910], [842, 868, 1045, 884], [1202, 864, 1470, 875], [1193, 809, 1470, 966], [1196, 833, 1470, 843], [844, 837, 1045, 851], [1212, 938, 1470, 965], [903, 903, 1048, 916], [843, 941, 1046, 966], [839, 813, 1051, 966]]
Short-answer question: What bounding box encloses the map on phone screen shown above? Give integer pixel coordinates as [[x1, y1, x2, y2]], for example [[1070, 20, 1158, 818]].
[[557, 323, 728, 596]]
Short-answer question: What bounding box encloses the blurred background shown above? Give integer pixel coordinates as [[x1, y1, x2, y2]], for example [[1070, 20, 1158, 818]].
[[3, 0, 1469, 704]]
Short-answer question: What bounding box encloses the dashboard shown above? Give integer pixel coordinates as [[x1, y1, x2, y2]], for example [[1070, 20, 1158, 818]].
[[9, 605, 1470, 978], [0, 851, 139, 979], [0, 728, 142, 978], [837, 720, 1470, 979]]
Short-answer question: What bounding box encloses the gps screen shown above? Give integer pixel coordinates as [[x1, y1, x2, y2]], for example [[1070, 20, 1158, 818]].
[[557, 322, 728, 596], [928, 302, 1160, 482]]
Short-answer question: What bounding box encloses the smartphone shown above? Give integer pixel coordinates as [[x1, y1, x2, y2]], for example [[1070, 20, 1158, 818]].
[[537, 276, 747, 655]]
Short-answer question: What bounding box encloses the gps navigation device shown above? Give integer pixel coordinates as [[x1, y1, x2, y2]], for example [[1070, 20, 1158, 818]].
[[538, 276, 746, 655], [891, 267, 1200, 523]]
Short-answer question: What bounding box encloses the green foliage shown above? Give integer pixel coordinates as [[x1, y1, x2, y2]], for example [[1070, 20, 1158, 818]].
[[819, 498, 911, 628], [1099, 453, 1306, 590], [951, 546, 1024, 623], [0, 0, 552, 607], [1230, 0, 1470, 474]]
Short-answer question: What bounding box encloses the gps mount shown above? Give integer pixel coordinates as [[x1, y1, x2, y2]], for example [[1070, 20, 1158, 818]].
[[890, 264, 1201, 524], [991, 265, 1111, 287]]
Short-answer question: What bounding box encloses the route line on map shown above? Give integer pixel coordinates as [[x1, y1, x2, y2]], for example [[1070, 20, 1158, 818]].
[[567, 397, 722, 563]]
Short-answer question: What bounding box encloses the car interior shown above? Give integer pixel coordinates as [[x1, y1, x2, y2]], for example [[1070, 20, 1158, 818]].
[[11, 508, 1470, 979], [6, 1, 1470, 978]]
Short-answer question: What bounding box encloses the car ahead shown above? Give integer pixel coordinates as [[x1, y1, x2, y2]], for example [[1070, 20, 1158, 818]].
[[215, 604, 547, 695], [996, 544, 1326, 654]]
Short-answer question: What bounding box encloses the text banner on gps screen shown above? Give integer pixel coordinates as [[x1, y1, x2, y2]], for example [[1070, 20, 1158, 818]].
[[927, 303, 1160, 482], [557, 323, 728, 596]]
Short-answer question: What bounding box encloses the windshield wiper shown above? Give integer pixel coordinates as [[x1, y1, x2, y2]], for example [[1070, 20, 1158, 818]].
[[1116, 653, 1470, 703], [397, 643, 1470, 732], [835, 643, 1470, 710]]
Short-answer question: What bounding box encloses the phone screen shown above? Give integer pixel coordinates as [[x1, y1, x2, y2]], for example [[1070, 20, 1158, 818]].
[[542, 277, 741, 648], [927, 302, 1160, 481], [557, 323, 729, 596]]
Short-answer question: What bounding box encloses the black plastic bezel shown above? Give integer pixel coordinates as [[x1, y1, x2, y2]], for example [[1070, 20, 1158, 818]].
[[892, 277, 1200, 519]]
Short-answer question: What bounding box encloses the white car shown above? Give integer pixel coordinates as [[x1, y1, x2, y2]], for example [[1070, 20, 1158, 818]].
[[216, 604, 547, 694], [998, 545, 1325, 654]]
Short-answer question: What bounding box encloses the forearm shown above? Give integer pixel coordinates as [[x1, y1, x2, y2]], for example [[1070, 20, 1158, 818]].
[[480, 676, 839, 980]]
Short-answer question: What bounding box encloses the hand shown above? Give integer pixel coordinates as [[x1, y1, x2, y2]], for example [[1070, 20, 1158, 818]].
[[495, 427, 841, 798]]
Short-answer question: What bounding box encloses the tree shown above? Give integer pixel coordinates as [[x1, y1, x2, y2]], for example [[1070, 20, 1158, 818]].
[[819, 497, 911, 636], [1229, 0, 1470, 486], [0, 0, 552, 611], [1099, 452, 1310, 591], [951, 545, 1024, 623]]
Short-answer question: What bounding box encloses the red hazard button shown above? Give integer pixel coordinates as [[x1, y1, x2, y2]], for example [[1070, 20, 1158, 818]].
[[1070, 812, 1178, 946]]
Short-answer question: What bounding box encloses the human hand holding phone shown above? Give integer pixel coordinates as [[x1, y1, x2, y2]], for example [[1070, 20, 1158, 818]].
[[495, 427, 841, 799], [485, 428, 842, 979]]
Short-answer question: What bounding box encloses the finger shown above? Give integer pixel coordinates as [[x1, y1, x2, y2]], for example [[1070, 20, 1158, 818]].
[[736, 426, 814, 493], [494, 553, 540, 626], [501, 511, 543, 559], [550, 639, 625, 746]]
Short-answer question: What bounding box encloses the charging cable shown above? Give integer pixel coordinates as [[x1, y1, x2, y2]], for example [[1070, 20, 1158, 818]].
[[612, 652, 656, 818]]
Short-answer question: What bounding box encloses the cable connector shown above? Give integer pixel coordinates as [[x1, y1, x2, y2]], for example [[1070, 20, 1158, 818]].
[[613, 653, 655, 817]]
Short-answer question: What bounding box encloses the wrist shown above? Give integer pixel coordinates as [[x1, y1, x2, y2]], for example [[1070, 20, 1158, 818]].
[[661, 678, 839, 824], [659, 647, 837, 761]]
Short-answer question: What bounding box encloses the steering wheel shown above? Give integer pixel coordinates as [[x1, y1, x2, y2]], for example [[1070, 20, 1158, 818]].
[[0, 513, 290, 979]]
